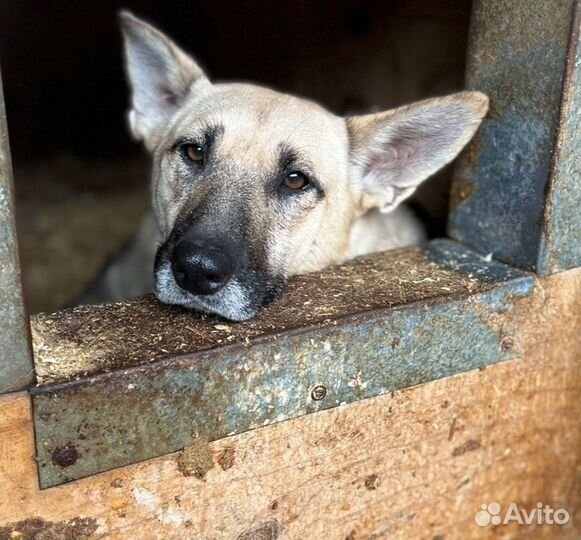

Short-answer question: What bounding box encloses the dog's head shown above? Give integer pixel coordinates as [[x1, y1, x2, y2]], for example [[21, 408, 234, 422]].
[[120, 12, 488, 321]]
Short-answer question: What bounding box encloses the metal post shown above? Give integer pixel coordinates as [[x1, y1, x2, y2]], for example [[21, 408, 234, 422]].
[[449, 0, 581, 275], [0, 68, 35, 392]]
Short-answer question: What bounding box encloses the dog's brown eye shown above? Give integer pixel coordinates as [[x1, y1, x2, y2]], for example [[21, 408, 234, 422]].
[[184, 144, 204, 164], [283, 172, 309, 191]]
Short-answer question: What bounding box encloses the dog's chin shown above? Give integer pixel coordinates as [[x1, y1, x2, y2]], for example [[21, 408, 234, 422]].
[[153, 263, 271, 322]]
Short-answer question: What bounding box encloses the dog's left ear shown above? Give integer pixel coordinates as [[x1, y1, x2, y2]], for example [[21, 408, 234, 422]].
[[346, 91, 488, 213], [120, 11, 210, 148]]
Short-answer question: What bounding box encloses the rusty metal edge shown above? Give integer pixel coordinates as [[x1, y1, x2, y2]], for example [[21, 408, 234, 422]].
[[31, 266, 535, 488], [538, 0, 581, 274], [0, 67, 35, 393], [448, 0, 576, 272], [30, 290, 492, 395], [29, 243, 529, 397], [30, 239, 530, 390], [34, 296, 490, 395]]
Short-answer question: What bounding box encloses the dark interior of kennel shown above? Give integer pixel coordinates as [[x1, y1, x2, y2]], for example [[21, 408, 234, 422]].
[[0, 0, 471, 314]]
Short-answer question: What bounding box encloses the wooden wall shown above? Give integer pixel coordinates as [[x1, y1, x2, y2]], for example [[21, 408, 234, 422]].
[[1, 267, 580, 539]]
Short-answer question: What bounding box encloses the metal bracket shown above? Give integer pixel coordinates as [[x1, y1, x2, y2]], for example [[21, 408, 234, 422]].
[[0, 68, 34, 393], [449, 0, 581, 274], [30, 240, 534, 488]]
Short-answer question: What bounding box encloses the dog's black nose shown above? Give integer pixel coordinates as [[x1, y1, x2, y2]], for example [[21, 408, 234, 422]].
[[171, 240, 235, 295]]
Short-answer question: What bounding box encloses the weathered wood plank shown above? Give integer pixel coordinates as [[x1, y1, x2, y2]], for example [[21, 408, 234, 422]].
[[1, 269, 580, 539]]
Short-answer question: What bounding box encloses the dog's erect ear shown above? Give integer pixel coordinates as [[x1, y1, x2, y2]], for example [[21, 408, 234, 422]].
[[346, 91, 488, 213], [119, 11, 209, 148]]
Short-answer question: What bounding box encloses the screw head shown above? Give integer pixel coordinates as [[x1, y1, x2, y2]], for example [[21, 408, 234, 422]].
[[311, 385, 327, 401], [501, 336, 514, 352], [52, 445, 78, 468]]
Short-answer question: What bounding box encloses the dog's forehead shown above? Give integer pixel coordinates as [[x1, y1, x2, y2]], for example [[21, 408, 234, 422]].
[[175, 83, 348, 167]]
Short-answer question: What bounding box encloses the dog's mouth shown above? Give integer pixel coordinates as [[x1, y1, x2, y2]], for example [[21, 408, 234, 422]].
[[153, 246, 283, 321], [154, 259, 259, 321]]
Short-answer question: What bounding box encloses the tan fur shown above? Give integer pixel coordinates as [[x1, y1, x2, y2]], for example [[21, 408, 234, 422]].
[[152, 84, 358, 276], [116, 12, 488, 320]]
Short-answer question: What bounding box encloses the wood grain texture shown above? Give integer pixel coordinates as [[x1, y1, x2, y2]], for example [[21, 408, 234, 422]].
[[1, 269, 580, 540]]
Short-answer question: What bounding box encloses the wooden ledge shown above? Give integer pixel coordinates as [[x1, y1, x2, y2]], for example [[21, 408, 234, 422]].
[[32, 239, 527, 386]]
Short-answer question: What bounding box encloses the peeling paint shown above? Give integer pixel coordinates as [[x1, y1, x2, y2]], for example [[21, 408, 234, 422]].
[[132, 487, 160, 512], [131, 487, 185, 527]]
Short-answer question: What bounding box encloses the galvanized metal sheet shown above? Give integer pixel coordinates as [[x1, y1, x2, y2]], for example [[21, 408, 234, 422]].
[[31, 240, 534, 488], [32, 240, 527, 386], [540, 2, 581, 273], [449, 0, 580, 273], [0, 69, 34, 393]]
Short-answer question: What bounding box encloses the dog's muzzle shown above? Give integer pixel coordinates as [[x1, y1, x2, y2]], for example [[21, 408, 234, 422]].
[[171, 239, 235, 296], [153, 227, 283, 321]]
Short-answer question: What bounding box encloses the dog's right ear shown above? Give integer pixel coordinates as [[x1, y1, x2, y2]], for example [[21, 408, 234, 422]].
[[119, 11, 209, 148]]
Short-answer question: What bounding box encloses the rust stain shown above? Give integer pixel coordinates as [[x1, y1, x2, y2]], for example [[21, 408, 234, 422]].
[[449, 177, 476, 212], [177, 433, 214, 480], [452, 439, 482, 457], [109, 478, 123, 488], [0, 517, 98, 540], [218, 447, 236, 471], [51, 444, 79, 468], [364, 473, 380, 491]]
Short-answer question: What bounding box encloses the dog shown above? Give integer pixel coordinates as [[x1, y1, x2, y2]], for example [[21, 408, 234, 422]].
[[105, 12, 487, 321]]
